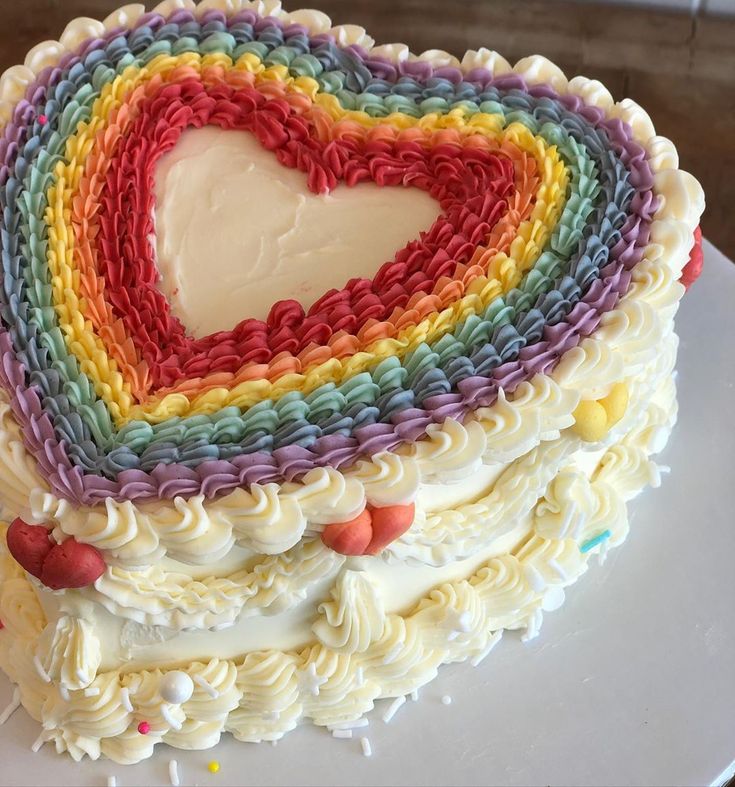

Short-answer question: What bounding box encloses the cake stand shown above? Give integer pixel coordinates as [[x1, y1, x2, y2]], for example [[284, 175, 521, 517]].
[[0, 239, 733, 787]]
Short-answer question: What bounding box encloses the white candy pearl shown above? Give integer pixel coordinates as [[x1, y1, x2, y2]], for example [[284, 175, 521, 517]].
[[159, 671, 194, 705]]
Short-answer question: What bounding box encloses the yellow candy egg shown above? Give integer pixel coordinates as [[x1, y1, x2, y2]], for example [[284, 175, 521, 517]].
[[600, 382, 629, 427], [572, 382, 630, 442], [571, 400, 608, 442]]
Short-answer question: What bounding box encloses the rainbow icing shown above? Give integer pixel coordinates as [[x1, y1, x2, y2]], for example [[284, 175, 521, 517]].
[[0, 5, 702, 512]]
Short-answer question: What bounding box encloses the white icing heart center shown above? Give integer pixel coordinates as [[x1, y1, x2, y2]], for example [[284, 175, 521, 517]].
[[153, 126, 440, 337]]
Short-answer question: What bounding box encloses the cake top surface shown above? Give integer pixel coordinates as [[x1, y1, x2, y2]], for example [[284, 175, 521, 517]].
[[0, 0, 703, 572]]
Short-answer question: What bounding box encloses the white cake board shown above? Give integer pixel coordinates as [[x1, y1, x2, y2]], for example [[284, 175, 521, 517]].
[[0, 239, 733, 787]]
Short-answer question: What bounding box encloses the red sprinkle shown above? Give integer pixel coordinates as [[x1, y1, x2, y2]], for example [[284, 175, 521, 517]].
[[38, 114, 47, 125], [137, 721, 151, 735]]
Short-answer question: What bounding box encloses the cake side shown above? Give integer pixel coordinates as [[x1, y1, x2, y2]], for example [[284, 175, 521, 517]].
[[0, 0, 704, 765]]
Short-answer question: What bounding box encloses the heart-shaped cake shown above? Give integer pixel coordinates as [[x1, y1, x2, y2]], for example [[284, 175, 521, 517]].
[[0, 0, 703, 766]]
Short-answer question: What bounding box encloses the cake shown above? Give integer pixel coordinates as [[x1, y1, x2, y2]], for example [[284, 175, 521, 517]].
[[0, 0, 704, 766]]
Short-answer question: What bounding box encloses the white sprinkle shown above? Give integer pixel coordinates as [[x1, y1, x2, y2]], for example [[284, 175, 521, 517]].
[[301, 663, 327, 697], [84, 687, 100, 697], [160, 704, 183, 731], [212, 621, 232, 631], [455, 611, 472, 631], [31, 731, 47, 753], [328, 717, 368, 731], [521, 609, 543, 642], [547, 558, 569, 582], [168, 759, 180, 787], [409, 689, 419, 701], [331, 728, 352, 739], [470, 630, 503, 667], [381, 695, 406, 724], [524, 563, 547, 593], [0, 687, 21, 725], [59, 685, 70, 702], [33, 656, 52, 684], [355, 666, 365, 686], [382, 641, 403, 664], [120, 687, 134, 713], [598, 537, 610, 566], [107, 776, 117, 787], [441, 695, 452, 706], [445, 609, 473, 641], [192, 674, 219, 699], [360, 736, 372, 757]]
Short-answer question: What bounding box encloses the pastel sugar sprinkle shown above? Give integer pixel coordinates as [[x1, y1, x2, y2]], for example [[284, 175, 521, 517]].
[[208, 760, 220, 773], [580, 529, 613, 553]]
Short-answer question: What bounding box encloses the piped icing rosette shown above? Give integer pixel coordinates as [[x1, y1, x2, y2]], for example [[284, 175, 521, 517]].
[[0, 1, 703, 576]]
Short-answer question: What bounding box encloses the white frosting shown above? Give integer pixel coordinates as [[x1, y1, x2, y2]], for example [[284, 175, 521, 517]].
[[152, 127, 439, 336], [513, 55, 568, 93], [460, 49, 512, 76], [566, 76, 614, 111], [285, 9, 332, 35], [59, 18, 106, 51], [609, 98, 656, 143], [328, 25, 375, 50], [102, 4, 146, 31]]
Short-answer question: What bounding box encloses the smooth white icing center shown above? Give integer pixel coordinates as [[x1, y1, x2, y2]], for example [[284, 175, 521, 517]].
[[153, 126, 440, 336]]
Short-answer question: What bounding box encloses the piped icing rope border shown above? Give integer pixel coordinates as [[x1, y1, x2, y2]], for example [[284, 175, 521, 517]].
[[0, 2, 703, 511]]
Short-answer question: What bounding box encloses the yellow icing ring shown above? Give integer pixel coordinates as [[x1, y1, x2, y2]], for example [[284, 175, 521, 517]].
[[45, 52, 569, 424]]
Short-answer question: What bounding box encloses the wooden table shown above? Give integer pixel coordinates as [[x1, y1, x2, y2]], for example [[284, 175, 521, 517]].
[[1, 0, 731, 257]]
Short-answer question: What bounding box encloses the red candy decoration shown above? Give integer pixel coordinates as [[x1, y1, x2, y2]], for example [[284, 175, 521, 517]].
[[366, 504, 416, 556], [320, 511, 373, 556], [321, 504, 416, 556], [680, 225, 704, 290], [38, 114, 47, 125], [137, 721, 151, 735], [6, 518, 106, 590], [6, 518, 53, 578], [40, 539, 107, 591]]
